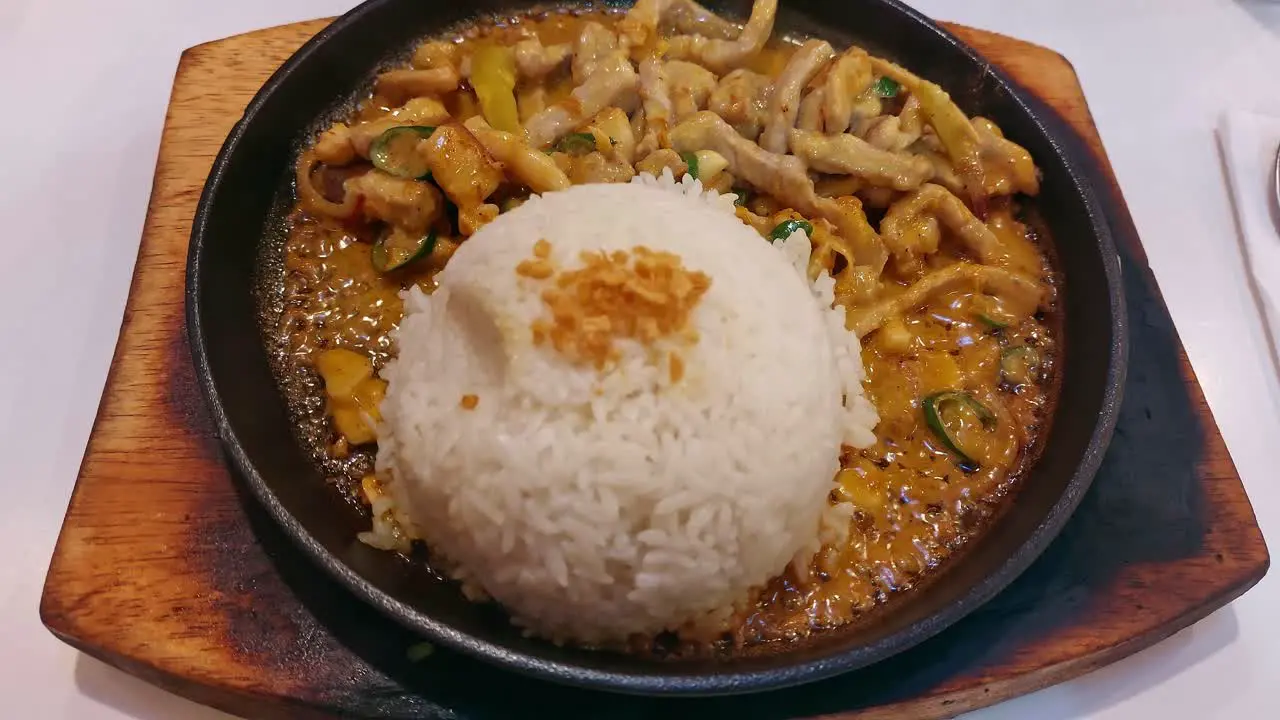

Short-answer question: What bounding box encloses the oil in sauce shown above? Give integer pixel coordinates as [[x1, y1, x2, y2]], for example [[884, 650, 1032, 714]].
[[263, 8, 1060, 655]]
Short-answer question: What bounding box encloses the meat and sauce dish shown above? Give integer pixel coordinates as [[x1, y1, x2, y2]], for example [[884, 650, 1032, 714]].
[[261, 0, 1058, 652]]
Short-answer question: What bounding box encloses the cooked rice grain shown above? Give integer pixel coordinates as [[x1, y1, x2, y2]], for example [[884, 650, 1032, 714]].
[[373, 177, 877, 644]]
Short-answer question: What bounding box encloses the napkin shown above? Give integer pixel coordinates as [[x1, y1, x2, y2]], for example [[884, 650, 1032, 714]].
[[1218, 110, 1280, 343]]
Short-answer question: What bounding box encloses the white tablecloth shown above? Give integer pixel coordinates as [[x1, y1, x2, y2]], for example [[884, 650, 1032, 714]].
[[2, 1, 1278, 718]]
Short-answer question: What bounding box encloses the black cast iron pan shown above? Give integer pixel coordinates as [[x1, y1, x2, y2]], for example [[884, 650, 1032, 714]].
[[186, 0, 1127, 696]]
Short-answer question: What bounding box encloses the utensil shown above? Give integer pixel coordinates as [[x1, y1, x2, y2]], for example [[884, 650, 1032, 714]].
[[186, 0, 1127, 696]]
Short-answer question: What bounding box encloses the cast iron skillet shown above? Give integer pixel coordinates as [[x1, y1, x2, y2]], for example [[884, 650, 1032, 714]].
[[187, 0, 1127, 696]]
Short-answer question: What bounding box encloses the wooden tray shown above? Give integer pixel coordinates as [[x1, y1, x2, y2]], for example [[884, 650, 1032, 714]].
[[40, 17, 1269, 720]]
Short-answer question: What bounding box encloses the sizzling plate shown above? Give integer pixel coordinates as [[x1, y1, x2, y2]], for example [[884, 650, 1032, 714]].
[[186, 0, 1127, 696]]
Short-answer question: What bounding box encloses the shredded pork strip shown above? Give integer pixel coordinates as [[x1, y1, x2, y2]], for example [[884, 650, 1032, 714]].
[[759, 39, 836, 155]]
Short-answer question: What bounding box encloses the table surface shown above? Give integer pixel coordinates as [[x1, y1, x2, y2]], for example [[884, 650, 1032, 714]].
[[4, 1, 1279, 718]]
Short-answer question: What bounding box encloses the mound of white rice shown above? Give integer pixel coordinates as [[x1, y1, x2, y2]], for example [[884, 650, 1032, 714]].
[[373, 172, 878, 644]]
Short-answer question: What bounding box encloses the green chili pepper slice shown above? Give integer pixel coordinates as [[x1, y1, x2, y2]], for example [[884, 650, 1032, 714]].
[[1000, 346, 1042, 387], [922, 391, 996, 469], [976, 313, 1010, 330], [371, 227, 437, 273], [554, 132, 597, 156], [680, 151, 700, 179], [368, 126, 435, 179], [873, 76, 901, 98], [769, 219, 814, 241]]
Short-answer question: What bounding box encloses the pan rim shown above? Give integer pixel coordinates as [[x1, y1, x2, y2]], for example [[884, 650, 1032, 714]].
[[186, 0, 1128, 696]]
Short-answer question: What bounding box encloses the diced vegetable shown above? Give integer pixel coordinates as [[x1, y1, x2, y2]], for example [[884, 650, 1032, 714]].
[[694, 150, 729, 181], [331, 376, 386, 446], [351, 376, 388, 419], [878, 317, 913, 353], [1000, 346, 1042, 387], [315, 348, 373, 398], [920, 351, 963, 393], [469, 44, 521, 133], [314, 348, 386, 446], [922, 391, 996, 469], [372, 226, 438, 272], [873, 76, 901, 97], [732, 186, 752, 207], [836, 467, 884, 512], [583, 125, 616, 155], [680, 151, 700, 179], [458, 203, 500, 236], [368, 126, 435, 178], [330, 435, 350, 459], [333, 406, 378, 445], [360, 475, 383, 504], [769, 218, 814, 241], [554, 132, 598, 156]]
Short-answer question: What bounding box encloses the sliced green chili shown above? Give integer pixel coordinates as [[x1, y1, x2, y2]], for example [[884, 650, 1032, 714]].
[[554, 132, 597, 156], [922, 391, 996, 469], [680, 151, 700, 179], [369, 126, 435, 179], [873, 76, 901, 98], [976, 313, 1010, 330], [769, 219, 814, 241], [973, 293, 1018, 330], [1000, 346, 1042, 387], [372, 227, 437, 273]]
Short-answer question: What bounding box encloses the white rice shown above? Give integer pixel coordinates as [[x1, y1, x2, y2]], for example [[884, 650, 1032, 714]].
[[371, 172, 878, 644]]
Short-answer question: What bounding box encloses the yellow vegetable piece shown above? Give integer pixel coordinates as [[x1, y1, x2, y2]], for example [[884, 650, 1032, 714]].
[[361, 475, 383, 504], [447, 90, 481, 122], [919, 352, 963, 394], [350, 377, 388, 425], [470, 44, 521, 134], [315, 348, 373, 398], [746, 46, 790, 76], [693, 150, 729, 181], [332, 406, 377, 446], [836, 465, 884, 512], [315, 349, 384, 445], [879, 317, 913, 353]]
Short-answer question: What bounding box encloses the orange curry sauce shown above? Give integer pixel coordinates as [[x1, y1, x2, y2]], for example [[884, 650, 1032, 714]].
[[264, 7, 1059, 654]]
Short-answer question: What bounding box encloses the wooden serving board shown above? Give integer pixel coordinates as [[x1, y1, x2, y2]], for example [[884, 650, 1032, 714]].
[[40, 17, 1268, 720]]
